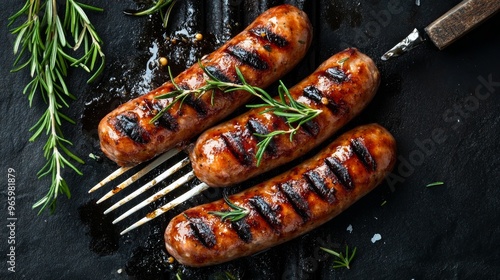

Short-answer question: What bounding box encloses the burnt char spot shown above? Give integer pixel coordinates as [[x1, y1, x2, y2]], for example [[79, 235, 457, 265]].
[[325, 67, 348, 83], [304, 170, 336, 204], [185, 215, 216, 248], [246, 118, 277, 155], [325, 157, 354, 190], [227, 45, 268, 70], [351, 138, 377, 171], [115, 113, 149, 144], [279, 182, 310, 221], [302, 85, 340, 114], [204, 65, 236, 83], [301, 121, 320, 137], [221, 132, 252, 165], [156, 111, 178, 131], [250, 27, 289, 48], [303, 86, 323, 102], [148, 101, 179, 131], [249, 196, 280, 228], [231, 219, 253, 243], [183, 94, 208, 117]]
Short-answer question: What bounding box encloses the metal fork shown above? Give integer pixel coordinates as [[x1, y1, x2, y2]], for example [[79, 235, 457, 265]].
[[89, 148, 207, 235]]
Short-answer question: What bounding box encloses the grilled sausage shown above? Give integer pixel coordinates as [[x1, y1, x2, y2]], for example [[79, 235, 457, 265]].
[[189, 48, 380, 187], [98, 5, 313, 166], [165, 123, 397, 267]]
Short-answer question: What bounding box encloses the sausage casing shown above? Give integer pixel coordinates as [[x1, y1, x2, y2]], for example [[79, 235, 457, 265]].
[[98, 5, 313, 166], [165, 123, 397, 267], [189, 48, 380, 187]]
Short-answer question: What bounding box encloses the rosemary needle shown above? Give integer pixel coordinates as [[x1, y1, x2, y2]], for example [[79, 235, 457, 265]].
[[426, 181, 445, 188]]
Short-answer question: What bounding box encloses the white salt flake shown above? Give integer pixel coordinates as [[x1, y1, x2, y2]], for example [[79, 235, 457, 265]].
[[346, 224, 353, 233], [371, 233, 382, 243]]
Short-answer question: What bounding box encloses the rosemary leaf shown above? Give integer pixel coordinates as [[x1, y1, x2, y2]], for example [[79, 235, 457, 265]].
[[426, 181, 444, 188]]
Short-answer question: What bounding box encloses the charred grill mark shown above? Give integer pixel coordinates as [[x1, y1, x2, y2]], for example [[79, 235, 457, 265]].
[[302, 85, 340, 114], [204, 65, 236, 84], [250, 27, 289, 48], [301, 120, 320, 137], [325, 67, 348, 83], [114, 113, 149, 144], [227, 45, 269, 70], [156, 111, 178, 131], [249, 196, 280, 228], [183, 94, 208, 117], [221, 132, 252, 165], [325, 157, 354, 190], [302, 85, 322, 102], [185, 215, 216, 248], [246, 118, 277, 155], [351, 138, 377, 171], [279, 182, 310, 221], [304, 170, 336, 204], [147, 101, 179, 131], [231, 219, 253, 243]]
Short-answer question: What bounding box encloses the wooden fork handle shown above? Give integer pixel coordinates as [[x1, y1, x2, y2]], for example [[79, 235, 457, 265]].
[[425, 0, 500, 50]]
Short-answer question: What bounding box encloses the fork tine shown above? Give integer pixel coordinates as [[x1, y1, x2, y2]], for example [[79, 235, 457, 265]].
[[94, 148, 182, 202], [103, 156, 191, 214], [89, 166, 133, 193], [120, 182, 210, 235], [112, 170, 197, 224]]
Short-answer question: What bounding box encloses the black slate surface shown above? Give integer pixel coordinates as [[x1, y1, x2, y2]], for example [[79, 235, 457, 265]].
[[1, 0, 499, 279]]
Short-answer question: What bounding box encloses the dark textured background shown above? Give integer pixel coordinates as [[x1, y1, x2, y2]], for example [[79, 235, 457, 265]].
[[1, 0, 499, 279]]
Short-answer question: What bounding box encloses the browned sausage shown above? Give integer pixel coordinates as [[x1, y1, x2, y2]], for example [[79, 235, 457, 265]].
[[189, 48, 380, 187], [165, 124, 396, 267], [98, 5, 313, 166]]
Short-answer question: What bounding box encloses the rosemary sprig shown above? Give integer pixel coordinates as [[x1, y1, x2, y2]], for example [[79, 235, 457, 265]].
[[153, 64, 323, 166], [208, 193, 250, 222], [9, 0, 105, 213], [124, 0, 177, 28], [320, 245, 357, 269], [246, 81, 322, 166], [150, 65, 216, 123]]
